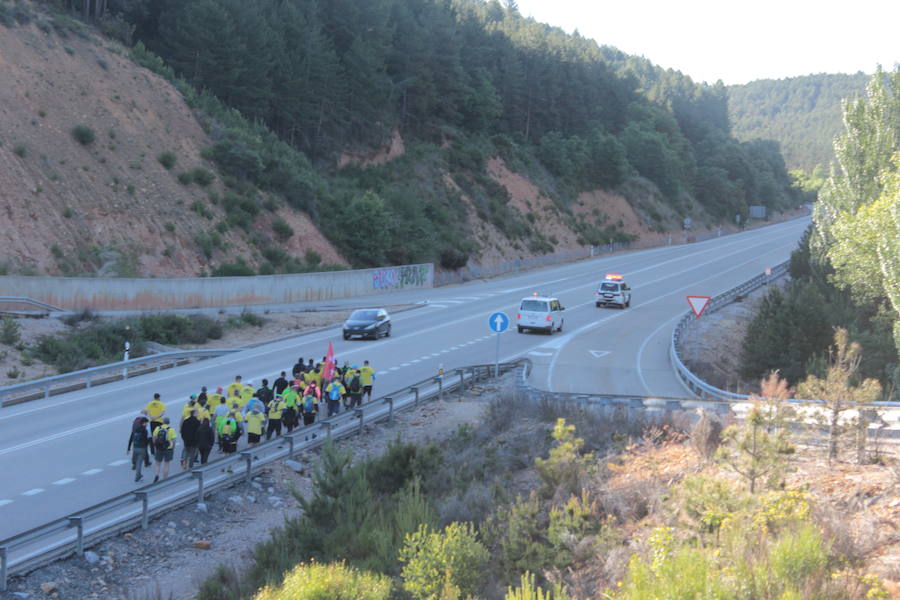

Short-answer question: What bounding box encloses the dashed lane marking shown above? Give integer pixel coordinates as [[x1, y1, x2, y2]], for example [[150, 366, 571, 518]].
[[53, 478, 76, 486], [411, 359, 421, 363], [389, 367, 400, 371], [401, 363, 410, 367], [81, 468, 103, 476], [528, 351, 554, 357], [377, 371, 388, 376], [0, 499, 13, 507], [108, 459, 130, 467], [427, 305, 449, 309], [22, 489, 44, 496]]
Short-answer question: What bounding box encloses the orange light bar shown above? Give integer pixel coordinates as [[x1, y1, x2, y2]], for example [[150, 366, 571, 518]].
[[532, 291, 539, 296], [604, 273, 623, 280]]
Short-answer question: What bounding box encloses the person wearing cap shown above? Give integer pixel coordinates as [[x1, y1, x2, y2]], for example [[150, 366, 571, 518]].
[[208, 386, 225, 408], [181, 394, 199, 426]]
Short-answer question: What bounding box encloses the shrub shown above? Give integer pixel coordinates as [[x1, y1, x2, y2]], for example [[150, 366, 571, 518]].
[[0, 317, 21, 345], [212, 262, 255, 277], [304, 249, 321, 266], [194, 231, 223, 259], [272, 217, 293, 241], [439, 247, 469, 270], [399, 522, 489, 600], [190, 167, 215, 186], [177, 171, 194, 185], [254, 562, 391, 600], [505, 573, 568, 600], [157, 151, 177, 170], [534, 418, 595, 500], [13, 144, 27, 157], [71, 124, 95, 146]]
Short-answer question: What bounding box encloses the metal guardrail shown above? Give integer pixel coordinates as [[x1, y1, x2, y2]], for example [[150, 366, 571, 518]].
[[0, 361, 518, 589], [0, 297, 63, 313], [0, 349, 243, 407], [669, 262, 900, 409]]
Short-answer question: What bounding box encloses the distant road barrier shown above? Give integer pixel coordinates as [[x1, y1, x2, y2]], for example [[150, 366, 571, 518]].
[[669, 261, 900, 409], [0, 263, 434, 311], [0, 297, 63, 313], [0, 349, 242, 407], [0, 361, 518, 590]]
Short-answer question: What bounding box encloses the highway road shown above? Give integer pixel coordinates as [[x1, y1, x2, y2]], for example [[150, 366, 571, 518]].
[[0, 217, 808, 539]]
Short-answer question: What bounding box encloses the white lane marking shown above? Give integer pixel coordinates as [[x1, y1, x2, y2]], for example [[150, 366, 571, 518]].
[[427, 305, 448, 309], [433, 300, 464, 304], [411, 359, 421, 363], [529, 351, 555, 357], [108, 459, 130, 467], [401, 363, 410, 367], [450, 297, 480, 301], [22, 488, 44, 496], [589, 350, 611, 358], [419, 356, 430, 361], [0, 499, 12, 507], [0, 223, 807, 456], [377, 371, 388, 376], [636, 314, 685, 395], [53, 478, 76, 486], [547, 237, 799, 392], [81, 468, 103, 476], [389, 367, 400, 371]]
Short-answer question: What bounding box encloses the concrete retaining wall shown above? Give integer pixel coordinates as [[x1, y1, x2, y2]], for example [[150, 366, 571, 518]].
[[0, 263, 433, 310]]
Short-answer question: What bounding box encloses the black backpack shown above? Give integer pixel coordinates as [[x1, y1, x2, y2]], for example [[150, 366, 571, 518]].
[[154, 426, 169, 450], [131, 425, 148, 448], [349, 374, 361, 393]]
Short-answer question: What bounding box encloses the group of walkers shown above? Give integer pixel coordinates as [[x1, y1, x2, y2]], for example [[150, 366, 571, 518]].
[[126, 357, 376, 483]]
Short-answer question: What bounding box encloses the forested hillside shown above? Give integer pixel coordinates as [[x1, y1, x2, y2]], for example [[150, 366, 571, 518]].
[[727, 73, 869, 173], [3, 0, 803, 274]]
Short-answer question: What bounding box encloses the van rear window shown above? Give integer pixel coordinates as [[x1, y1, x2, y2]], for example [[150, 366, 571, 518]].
[[520, 300, 549, 311], [600, 282, 619, 292]]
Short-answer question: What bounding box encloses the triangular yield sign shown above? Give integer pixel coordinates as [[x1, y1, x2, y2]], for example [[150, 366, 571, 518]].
[[589, 350, 610, 358], [686, 296, 711, 317]]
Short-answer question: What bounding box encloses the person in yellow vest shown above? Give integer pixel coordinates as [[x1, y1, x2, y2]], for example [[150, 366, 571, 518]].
[[245, 406, 265, 455], [359, 360, 376, 402], [207, 386, 225, 410], [229, 386, 245, 410], [341, 365, 357, 409], [151, 417, 177, 483], [239, 381, 256, 407], [226, 375, 244, 401], [145, 393, 166, 433], [324, 377, 346, 417], [180, 395, 199, 426], [281, 385, 300, 433], [228, 402, 244, 437], [266, 394, 285, 440]]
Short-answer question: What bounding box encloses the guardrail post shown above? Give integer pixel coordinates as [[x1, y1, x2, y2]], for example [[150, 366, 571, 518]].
[[193, 470, 205, 502], [44, 383, 50, 399], [1, 546, 8, 592], [456, 369, 465, 395], [287, 435, 295, 459], [384, 397, 394, 425], [324, 421, 333, 440], [133, 491, 150, 529], [67, 516, 84, 556], [434, 377, 444, 401], [241, 451, 253, 483], [355, 408, 364, 436], [411, 386, 419, 407]]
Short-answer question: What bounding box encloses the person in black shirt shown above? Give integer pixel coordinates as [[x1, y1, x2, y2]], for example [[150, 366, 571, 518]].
[[291, 358, 305, 379], [196, 419, 214, 465], [127, 417, 150, 483], [256, 378, 274, 409], [273, 371, 289, 396], [180, 410, 201, 470]]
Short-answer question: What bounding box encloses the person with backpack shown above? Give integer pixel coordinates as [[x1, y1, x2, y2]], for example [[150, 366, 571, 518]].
[[151, 417, 176, 483], [127, 416, 151, 483], [301, 389, 318, 426], [266, 394, 285, 440], [132, 410, 152, 468], [291, 358, 305, 379], [346, 368, 363, 409], [325, 376, 345, 418], [220, 417, 240, 454], [213, 396, 230, 452], [256, 378, 274, 410], [197, 418, 214, 465], [273, 371, 290, 397]]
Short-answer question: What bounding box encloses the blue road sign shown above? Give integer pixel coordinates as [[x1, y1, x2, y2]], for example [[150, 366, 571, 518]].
[[488, 312, 509, 333]]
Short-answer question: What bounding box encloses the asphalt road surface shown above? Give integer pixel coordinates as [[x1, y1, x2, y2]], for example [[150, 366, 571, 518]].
[[0, 218, 808, 538]]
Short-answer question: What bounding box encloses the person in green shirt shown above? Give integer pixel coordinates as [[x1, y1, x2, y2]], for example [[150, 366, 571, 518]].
[[281, 385, 300, 433], [266, 396, 285, 440]]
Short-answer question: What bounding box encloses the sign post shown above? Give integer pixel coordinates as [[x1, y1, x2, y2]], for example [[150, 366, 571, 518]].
[[686, 296, 712, 318], [488, 312, 510, 377]]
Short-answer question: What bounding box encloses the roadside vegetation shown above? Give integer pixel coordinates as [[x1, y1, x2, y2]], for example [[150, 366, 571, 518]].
[[741, 67, 899, 396], [193, 378, 894, 600], [30, 311, 264, 373]]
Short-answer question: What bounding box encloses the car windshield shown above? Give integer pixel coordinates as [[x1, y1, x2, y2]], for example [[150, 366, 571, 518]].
[[350, 309, 379, 320], [520, 300, 549, 312], [600, 282, 619, 292]]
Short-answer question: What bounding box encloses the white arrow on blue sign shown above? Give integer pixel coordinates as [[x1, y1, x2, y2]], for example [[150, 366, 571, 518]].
[[488, 312, 509, 333]]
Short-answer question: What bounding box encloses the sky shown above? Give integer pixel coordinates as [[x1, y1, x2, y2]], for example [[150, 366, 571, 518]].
[[513, 0, 899, 85]]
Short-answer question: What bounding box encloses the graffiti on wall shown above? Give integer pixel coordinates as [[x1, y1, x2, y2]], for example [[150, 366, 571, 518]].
[[372, 264, 432, 290]]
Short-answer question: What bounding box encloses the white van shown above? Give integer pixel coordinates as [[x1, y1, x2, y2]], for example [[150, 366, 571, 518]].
[[516, 295, 565, 334]]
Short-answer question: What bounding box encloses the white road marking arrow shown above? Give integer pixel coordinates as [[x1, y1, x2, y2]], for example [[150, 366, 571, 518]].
[[589, 350, 610, 358]]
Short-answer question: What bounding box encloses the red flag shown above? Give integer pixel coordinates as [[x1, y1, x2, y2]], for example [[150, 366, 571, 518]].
[[322, 342, 336, 382]]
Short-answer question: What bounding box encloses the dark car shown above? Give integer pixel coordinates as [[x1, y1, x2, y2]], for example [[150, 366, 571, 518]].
[[342, 308, 392, 340]]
